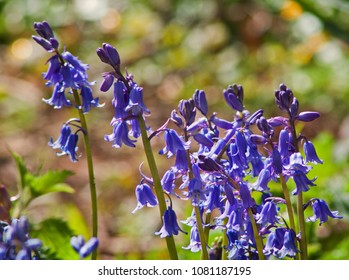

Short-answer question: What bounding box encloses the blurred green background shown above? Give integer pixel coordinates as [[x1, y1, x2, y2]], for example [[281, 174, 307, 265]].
[[0, 0, 349, 259]]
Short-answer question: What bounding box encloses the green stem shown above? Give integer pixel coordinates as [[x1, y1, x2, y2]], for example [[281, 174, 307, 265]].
[[72, 90, 98, 260], [184, 130, 209, 260], [247, 208, 266, 260], [138, 116, 178, 260], [290, 120, 308, 260], [221, 217, 229, 260]]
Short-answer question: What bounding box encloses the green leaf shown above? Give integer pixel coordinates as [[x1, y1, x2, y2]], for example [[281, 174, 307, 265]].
[[11, 152, 28, 191], [31, 218, 79, 260], [27, 170, 75, 198]]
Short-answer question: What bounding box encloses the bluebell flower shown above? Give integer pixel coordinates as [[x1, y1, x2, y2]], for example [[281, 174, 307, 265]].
[[223, 84, 244, 112], [125, 84, 150, 116], [292, 170, 316, 195], [226, 206, 244, 231], [60, 54, 89, 89], [178, 98, 196, 126], [272, 148, 283, 174], [80, 85, 104, 113], [193, 89, 208, 116], [58, 133, 80, 162], [159, 129, 190, 158], [0, 217, 42, 260], [257, 116, 274, 137], [306, 199, 343, 225], [289, 97, 299, 120], [96, 43, 121, 70], [255, 201, 279, 225], [277, 229, 298, 258], [42, 82, 71, 108], [43, 55, 63, 86], [132, 183, 158, 213], [33, 21, 59, 52], [252, 168, 271, 192], [182, 226, 201, 252], [110, 80, 128, 122], [283, 152, 316, 195], [100, 72, 115, 92], [161, 169, 176, 194], [187, 163, 206, 206], [48, 123, 72, 150], [296, 111, 320, 122], [155, 206, 186, 238], [303, 140, 323, 164], [205, 185, 223, 213], [239, 182, 254, 209], [274, 83, 294, 112], [278, 129, 290, 158], [71, 235, 99, 258], [264, 227, 286, 257], [105, 121, 136, 148], [173, 149, 189, 172]]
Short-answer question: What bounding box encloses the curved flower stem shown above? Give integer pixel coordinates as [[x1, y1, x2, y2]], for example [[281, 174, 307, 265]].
[[137, 115, 178, 260], [72, 89, 98, 260], [247, 208, 266, 260]]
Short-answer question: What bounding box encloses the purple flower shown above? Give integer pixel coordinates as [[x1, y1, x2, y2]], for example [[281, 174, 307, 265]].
[[96, 43, 121, 70], [182, 226, 201, 252], [303, 140, 323, 164], [306, 199, 343, 225], [161, 169, 176, 194], [155, 206, 186, 238], [278, 229, 298, 258], [278, 129, 290, 157], [193, 89, 208, 116], [80, 85, 104, 113], [71, 235, 99, 259], [205, 185, 223, 213], [125, 84, 150, 116], [0, 217, 42, 260], [104, 121, 136, 148], [48, 124, 72, 150], [159, 129, 190, 158], [239, 182, 254, 209], [296, 111, 320, 122], [59, 133, 80, 162], [274, 83, 294, 112], [255, 201, 279, 225], [187, 163, 206, 206], [226, 206, 244, 231], [178, 99, 196, 126], [100, 73, 115, 92], [223, 84, 244, 112], [42, 83, 71, 109], [132, 183, 158, 213], [252, 168, 271, 191], [32, 21, 59, 52]]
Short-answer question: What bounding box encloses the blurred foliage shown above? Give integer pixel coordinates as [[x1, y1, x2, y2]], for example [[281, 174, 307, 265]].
[[1, 0, 349, 259]]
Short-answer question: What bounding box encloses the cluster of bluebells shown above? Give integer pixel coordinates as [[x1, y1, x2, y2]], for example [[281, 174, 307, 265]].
[[98, 43, 343, 259], [33, 21, 103, 162], [0, 216, 42, 260]]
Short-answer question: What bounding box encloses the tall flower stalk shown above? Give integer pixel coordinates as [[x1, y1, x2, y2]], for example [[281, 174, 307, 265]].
[[32, 21, 102, 259], [96, 43, 178, 259]]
